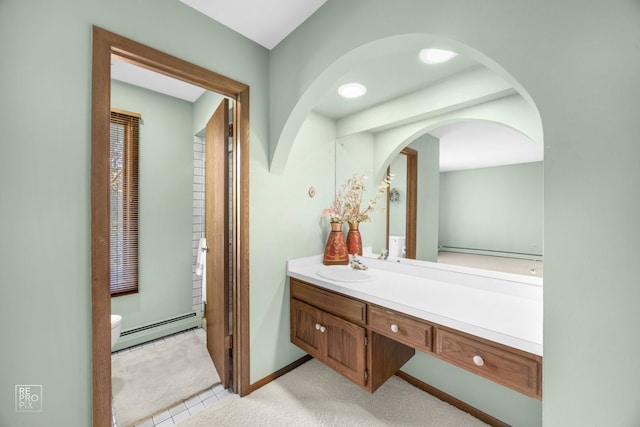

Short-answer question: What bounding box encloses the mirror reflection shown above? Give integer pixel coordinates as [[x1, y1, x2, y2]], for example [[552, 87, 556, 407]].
[[387, 153, 408, 258], [388, 121, 543, 277], [315, 48, 543, 277]]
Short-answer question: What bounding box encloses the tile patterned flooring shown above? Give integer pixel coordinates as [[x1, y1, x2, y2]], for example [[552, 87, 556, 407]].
[[112, 328, 230, 427]]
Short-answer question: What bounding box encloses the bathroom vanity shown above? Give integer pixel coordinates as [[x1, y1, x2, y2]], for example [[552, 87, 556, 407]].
[[287, 254, 543, 399]]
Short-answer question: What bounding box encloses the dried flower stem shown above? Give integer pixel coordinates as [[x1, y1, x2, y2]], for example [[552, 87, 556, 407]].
[[322, 173, 393, 223]]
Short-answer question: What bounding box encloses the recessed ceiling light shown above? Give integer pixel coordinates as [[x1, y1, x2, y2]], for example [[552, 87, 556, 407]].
[[338, 83, 367, 98], [419, 48, 458, 64]]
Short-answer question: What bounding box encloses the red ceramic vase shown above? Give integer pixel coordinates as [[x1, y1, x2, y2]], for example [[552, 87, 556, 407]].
[[323, 222, 349, 265], [346, 221, 363, 256]]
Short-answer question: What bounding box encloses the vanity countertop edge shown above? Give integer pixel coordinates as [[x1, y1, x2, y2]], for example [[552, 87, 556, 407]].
[[287, 254, 543, 357]]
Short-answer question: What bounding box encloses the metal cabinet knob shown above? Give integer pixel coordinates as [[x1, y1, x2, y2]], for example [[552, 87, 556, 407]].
[[390, 324, 399, 333]]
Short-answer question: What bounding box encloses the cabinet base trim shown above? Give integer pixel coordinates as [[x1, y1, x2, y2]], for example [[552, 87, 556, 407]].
[[395, 370, 510, 427], [247, 355, 313, 394]]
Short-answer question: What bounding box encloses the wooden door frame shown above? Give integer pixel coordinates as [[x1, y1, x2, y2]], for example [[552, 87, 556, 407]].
[[386, 147, 417, 259], [91, 26, 250, 427], [404, 148, 418, 259]]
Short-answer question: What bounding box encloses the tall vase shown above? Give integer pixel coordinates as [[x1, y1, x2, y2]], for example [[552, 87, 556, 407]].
[[323, 222, 349, 265], [346, 221, 363, 256]]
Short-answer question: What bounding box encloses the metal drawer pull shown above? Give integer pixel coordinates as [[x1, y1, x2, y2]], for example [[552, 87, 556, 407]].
[[315, 323, 326, 333], [472, 355, 484, 366], [390, 324, 399, 333]]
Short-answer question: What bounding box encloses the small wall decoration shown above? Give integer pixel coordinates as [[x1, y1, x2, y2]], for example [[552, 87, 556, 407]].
[[389, 188, 400, 203]]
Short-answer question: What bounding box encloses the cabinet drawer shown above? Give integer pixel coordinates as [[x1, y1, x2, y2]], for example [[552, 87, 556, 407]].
[[435, 328, 542, 399], [290, 278, 366, 325], [368, 305, 433, 353]]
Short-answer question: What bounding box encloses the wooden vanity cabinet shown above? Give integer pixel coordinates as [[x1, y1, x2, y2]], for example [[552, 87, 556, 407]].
[[290, 298, 367, 387], [290, 279, 413, 392], [290, 277, 542, 399], [369, 304, 433, 353], [435, 327, 542, 399]]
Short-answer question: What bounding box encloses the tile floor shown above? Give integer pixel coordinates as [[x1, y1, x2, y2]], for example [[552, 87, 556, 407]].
[[112, 327, 231, 427]]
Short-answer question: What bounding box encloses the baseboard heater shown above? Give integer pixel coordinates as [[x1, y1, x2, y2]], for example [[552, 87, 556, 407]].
[[120, 312, 198, 337], [113, 311, 202, 352]]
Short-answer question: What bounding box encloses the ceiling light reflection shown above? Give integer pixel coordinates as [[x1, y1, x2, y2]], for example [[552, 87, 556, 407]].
[[419, 48, 458, 64], [338, 83, 367, 98]]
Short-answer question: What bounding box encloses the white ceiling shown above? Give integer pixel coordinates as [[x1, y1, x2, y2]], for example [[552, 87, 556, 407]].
[[179, 0, 327, 49], [111, 58, 206, 102], [313, 50, 479, 120], [110, 1, 543, 171], [432, 121, 542, 172]]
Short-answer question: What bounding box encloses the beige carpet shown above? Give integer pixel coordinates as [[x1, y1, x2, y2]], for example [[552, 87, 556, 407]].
[[112, 332, 220, 427], [438, 251, 544, 277], [177, 359, 489, 427]]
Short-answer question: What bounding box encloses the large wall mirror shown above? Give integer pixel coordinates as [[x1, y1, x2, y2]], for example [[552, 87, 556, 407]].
[[312, 43, 544, 277], [91, 27, 250, 427]]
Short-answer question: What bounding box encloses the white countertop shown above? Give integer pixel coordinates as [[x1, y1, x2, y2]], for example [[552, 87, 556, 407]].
[[287, 254, 543, 356]]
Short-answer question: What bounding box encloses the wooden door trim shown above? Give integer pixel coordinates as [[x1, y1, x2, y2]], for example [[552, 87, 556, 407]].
[[385, 148, 418, 259], [234, 86, 250, 398], [91, 26, 250, 427], [403, 147, 418, 259]]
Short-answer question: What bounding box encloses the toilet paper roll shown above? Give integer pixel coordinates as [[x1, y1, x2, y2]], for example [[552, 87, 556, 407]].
[[196, 238, 206, 276]]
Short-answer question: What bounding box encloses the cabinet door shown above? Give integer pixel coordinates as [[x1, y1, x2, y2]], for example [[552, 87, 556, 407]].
[[324, 311, 367, 387], [291, 299, 324, 359]]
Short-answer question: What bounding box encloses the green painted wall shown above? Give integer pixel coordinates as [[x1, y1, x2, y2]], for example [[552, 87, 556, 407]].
[[193, 90, 226, 136], [388, 155, 407, 237], [0, 0, 268, 425], [250, 111, 336, 374], [440, 162, 543, 257], [2, 0, 640, 426], [269, 1, 640, 426], [334, 131, 388, 251], [412, 134, 440, 262], [110, 80, 194, 330]]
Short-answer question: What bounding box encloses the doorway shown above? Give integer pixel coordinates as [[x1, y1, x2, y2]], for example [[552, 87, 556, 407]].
[[386, 147, 417, 259], [91, 26, 250, 427]]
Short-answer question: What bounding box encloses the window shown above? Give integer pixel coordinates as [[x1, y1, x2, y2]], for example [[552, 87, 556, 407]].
[[110, 110, 140, 296]]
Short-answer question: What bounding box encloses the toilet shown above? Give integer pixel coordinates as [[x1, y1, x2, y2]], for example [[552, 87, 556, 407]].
[[111, 314, 122, 350], [388, 235, 406, 258]]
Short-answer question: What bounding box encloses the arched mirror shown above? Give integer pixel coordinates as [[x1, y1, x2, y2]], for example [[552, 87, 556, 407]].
[[316, 43, 543, 277], [91, 27, 250, 427]]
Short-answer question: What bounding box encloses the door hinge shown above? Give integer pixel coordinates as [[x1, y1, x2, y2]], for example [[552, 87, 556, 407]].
[[364, 335, 368, 346], [228, 123, 234, 137], [224, 335, 233, 350], [364, 369, 369, 382]]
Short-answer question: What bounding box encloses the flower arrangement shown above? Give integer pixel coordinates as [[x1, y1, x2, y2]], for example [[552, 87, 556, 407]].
[[322, 173, 393, 223]]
